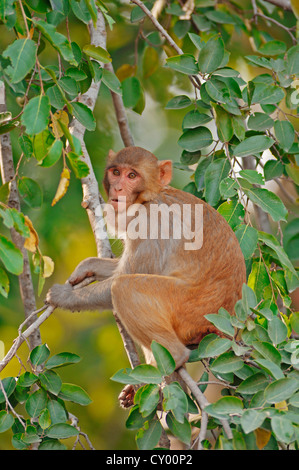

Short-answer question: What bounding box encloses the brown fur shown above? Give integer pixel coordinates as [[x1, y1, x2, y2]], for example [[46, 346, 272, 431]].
[[47, 147, 246, 369]]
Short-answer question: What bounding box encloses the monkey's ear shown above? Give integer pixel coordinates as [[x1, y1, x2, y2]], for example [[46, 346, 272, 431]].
[[158, 160, 172, 186], [108, 149, 116, 160]]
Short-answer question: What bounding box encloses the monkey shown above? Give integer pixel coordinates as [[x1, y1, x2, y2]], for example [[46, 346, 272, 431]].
[[46, 146, 246, 377]]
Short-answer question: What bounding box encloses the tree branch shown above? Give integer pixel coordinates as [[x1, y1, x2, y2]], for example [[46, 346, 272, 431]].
[[0, 81, 41, 351], [263, 0, 292, 10], [178, 367, 233, 442], [104, 63, 135, 148], [70, 12, 140, 368]]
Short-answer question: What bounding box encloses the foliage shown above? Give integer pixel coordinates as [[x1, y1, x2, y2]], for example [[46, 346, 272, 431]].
[[112, 284, 299, 450], [0, 344, 92, 450], [0, 0, 299, 451]]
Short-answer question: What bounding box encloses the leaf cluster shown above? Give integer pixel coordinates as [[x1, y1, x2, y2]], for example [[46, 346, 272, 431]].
[[0, 344, 92, 450]]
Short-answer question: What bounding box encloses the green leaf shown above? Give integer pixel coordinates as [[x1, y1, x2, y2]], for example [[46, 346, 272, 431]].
[[45, 352, 81, 369], [33, 19, 76, 65], [205, 9, 236, 24], [211, 351, 243, 374], [263, 160, 284, 181], [244, 188, 287, 222], [151, 341, 175, 376], [0, 411, 14, 433], [236, 372, 269, 395], [39, 139, 63, 168], [47, 399, 68, 424], [219, 177, 238, 198], [178, 127, 213, 152], [258, 231, 297, 275], [46, 423, 79, 439], [205, 313, 235, 337], [70, 0, 92, 23], [206, 396, 243, 417], [217, 199, 245, 229], [239, 169, 264, 185], [25, 389, 48, 418], [166, 54, 199, 75], [182, 110, 212, 129], [251, 83, 285, 105], [241, 409, 266, 434], [268, 317, 288, 346], [247, 112, 274, 131], [18, 372, 38, 388], [271, 416, 295, 444], [72, 102, 96, 131], [122, 77, 142, 108], [197, 36, 225, 74], [204, 337, 232, 357], [264, 378, 298, 404], [39, 370, 62, 395], [83, 44, 111, 63], [188, 333, 218, 361], [67, 152, 90, 178], [0, 377, 16, 403], [136, 419, 162, 450], [18, 177, 43, 209], [0, 235, 23, 275], [58, 383, 92, 405], [139, 384, 160, 417], [110, 368, 141, 385], [21, 95, 50, 135], [101, 68, 122, 94], [254, 358, 284, 380], [3, 38, 37, 83], [235, 225, 258, 260], [166, 413, 191, 445], [39, 409, 51, 430], [204, 158, 230, 206], [130, 365, 162, 384], [38, 439, 67, 450], [286, 44, 299, 75], [274, 120, 295, 152], [162, 382, 188, 423], [233, 135, 274, 157], [214, 104, 233, 142], [258, 40, 286, 56], [30, 344, 50, 366], [126, 405, 148, 430], [165, 95, 192, 109]]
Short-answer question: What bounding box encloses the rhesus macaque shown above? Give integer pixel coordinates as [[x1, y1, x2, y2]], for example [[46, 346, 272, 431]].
[[47, 146, 246, 372]]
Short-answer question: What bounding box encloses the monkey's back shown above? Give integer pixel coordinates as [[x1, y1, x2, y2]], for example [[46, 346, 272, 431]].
[[151, 187, 246, 344]]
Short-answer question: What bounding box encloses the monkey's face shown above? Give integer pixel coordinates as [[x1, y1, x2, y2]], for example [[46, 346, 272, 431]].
[[106, 165, 145, 212]]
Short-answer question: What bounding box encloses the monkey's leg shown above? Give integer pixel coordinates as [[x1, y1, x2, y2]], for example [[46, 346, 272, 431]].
[[68, 257, 119, 285], [46, 277, 113, 311], [111, 274, 190, 369]]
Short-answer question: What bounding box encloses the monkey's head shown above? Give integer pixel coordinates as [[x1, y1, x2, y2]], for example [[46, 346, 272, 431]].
[[103, 147, 172, 212]]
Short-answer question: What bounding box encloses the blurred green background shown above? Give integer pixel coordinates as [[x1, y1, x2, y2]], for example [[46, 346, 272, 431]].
[[0, 0, 297, 450]]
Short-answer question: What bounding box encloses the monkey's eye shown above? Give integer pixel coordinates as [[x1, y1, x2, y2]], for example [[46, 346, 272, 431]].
[[112, 169, 120, 176], [128, 172, 137, 179]]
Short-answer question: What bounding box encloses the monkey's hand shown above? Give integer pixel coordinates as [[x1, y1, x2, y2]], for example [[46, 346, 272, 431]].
[[118, 384, 135, 409], [46, 283, 74, 310]]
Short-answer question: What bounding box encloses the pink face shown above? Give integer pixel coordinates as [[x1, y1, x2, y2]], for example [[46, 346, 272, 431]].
[[107, 166, 143, 211]]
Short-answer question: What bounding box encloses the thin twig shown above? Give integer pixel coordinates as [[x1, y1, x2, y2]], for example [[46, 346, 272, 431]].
[[177, 367, 233, 440]]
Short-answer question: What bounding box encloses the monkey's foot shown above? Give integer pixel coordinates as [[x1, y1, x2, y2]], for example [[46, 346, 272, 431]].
[[118, 384, 135, 408]]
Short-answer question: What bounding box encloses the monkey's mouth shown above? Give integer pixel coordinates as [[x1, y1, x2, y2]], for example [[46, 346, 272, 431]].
[[109, 197, 128, 211]]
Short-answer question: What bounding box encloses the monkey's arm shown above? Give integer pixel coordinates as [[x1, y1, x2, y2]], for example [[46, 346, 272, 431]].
[[46, 277, 113, 311], [68, 257, 119, 286]]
